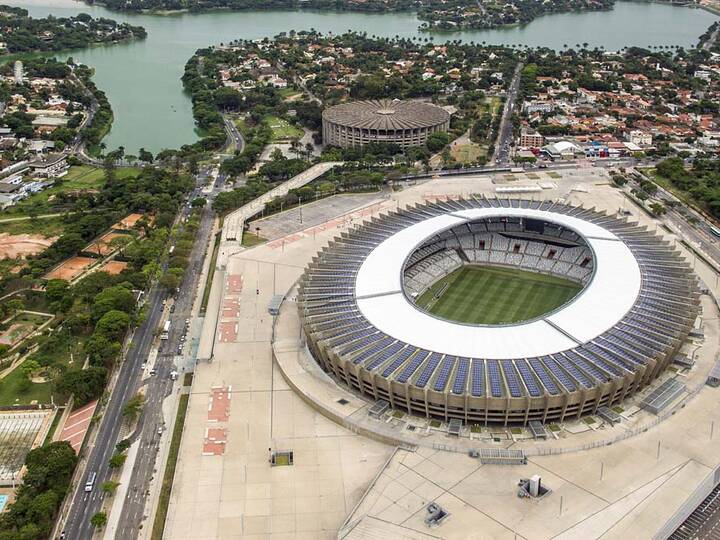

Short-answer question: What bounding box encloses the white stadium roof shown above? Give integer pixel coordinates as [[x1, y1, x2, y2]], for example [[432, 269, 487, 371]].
[[355, 207, 642, 359]]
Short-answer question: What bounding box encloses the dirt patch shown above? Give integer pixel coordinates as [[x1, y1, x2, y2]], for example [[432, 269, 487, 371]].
[[111, 212, 152, 232], [44, 256, 95, 281], [83, 232, 131, 257], [0, 233, 57, 260], [100, 260, 129, 275]]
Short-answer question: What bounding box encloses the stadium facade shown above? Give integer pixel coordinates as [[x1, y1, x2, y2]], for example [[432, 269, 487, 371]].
[[322, 99, 451, 148], [298, 198, 699, 425]]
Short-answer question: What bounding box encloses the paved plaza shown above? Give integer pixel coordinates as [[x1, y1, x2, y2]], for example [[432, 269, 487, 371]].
[[166, 168, 720, 539]]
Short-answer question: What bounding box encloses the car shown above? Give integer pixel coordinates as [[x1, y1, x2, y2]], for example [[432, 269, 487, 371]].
[[149, 368, 156, 376], [141, 362, 146, 370], [157, 426, 163, 435]]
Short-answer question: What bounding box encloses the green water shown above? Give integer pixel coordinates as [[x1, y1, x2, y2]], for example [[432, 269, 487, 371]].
[[5, 0, 718, 153]]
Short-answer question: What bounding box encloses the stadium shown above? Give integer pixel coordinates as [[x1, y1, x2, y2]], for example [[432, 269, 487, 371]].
[[298, 197, 700, 425], [322, 99, 451, 148]]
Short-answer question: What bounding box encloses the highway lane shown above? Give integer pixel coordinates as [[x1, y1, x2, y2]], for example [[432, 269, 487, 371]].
[[492, 61, 523, 166], [61, 171, 218, 539], [224, 116, 245, 153], [61, 285, 167, 540], [115, 185, 218, 538]]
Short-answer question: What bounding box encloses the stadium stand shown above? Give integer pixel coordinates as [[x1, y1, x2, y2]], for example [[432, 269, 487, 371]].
[[297, 198, 699, 425]]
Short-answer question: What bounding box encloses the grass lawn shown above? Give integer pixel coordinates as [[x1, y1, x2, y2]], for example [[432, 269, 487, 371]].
[[0, 367, 52, 406], [0, 215, 67, 237], [451, 143, 485, 164], [416, 265, 582, 325], [265, 115, 303, 141], [278, 86, 301, 99], [0, 331, 85, 407], [2, 166, 140, 218], [241, 231, 265, 247]]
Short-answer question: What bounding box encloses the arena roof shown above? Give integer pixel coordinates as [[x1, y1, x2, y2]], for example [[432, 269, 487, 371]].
[[322, 99, 450, 131], [355, 207, 641, 359], [297, 197, 699, 414]]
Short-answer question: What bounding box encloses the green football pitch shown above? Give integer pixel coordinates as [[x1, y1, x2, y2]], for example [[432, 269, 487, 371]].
[[415, 265, 583, 325]]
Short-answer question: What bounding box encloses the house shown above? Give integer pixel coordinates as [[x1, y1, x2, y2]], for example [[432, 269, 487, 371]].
[[519, 130, 544, 148], [627, 130, 652, 147], [543, 140, 582, 160], [28, 154, 68, 178], [524, 101, 554, 114], [0, 181, 22, 194]]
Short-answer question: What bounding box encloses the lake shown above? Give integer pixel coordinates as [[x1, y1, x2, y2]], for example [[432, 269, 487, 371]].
[[6, 0, 718, 153]]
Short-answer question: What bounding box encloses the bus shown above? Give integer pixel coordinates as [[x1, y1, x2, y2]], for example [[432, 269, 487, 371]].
[[84, 472, 96, 493], [161, 320, 171, 340]]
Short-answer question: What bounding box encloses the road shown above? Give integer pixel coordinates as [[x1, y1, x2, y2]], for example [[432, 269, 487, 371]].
[[61, 285, 167, 540], [114, 174, 220, 539], [626, 170, 720, 266], [492, 61, 523, 166], [60, 170, 221, 540], [223, 116, 245, 153]]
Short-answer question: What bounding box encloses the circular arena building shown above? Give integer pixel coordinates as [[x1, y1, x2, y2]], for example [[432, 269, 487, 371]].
[[322, 99, 451, 148], [298, 198, 700, 425]]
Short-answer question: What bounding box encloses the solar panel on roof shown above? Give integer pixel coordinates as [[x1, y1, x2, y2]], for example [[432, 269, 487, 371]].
[[529, 358, 560, 395], [502, 361, 523, 398], [434, 356, 456, 392], [396, 351, 429, 383], [471, 360, 485, 396], [545, 355, 582, 390], [365, 341, 405, 371], [488, 360, 503, 397], [555, 354, 593, 388], [516, 360, 542, 397], [381, 347, 417, 377], [451, 358, 470, 394], [415, 353, 442, 388]]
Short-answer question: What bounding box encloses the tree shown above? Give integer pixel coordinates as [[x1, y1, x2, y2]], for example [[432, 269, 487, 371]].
[[649, 202, 667, 216], [122, 393, 144, 422], [159, 272, 181, 291], [92, 285, 136, 321], [426, 132, 451, 153], [45, 279, 70, 304], [138, 148, 153, 164], [108, 453, 127, 469], [91, 512, 108, 528], [85, 334, 122, 368], [101, 480, 120, 494], [0, 441, 77, 536], [54, 367, 107, 406], [95, 310, 131, 341], [187, 155, 199, 175], [21, 359, 41, 380]]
